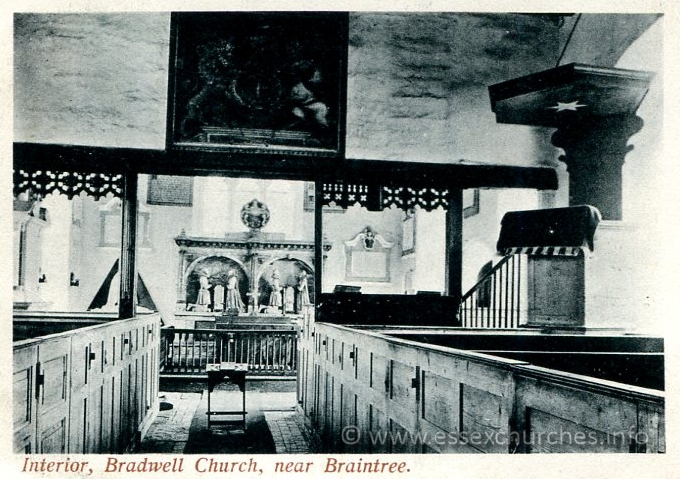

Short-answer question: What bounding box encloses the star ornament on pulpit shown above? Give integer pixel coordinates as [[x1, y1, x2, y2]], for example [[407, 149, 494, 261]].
[[548, 100, 587, 112]]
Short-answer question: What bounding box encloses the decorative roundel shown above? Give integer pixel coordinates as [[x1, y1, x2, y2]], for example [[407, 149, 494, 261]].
[[241, 198, 271, 230]]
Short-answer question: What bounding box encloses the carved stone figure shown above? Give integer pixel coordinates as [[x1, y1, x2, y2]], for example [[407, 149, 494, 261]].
[[296, 269, 310, 312], [196, 275, 212, 311], [284, 286, 295, 313], [268, 269, 282, 309], [363, 227, 375, 250], [213, 284, 225, 311], [225, 269, 244, 313]]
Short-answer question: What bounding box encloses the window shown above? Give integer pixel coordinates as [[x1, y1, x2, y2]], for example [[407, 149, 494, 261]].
[[402, 209, 416, 255], [463, 188, 480, 218]]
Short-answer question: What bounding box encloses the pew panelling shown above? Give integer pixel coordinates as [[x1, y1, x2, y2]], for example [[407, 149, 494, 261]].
[[302, 323, 665, 454], [13, 344, 38, 453], [36, 337, 71, 454], [13, 314, 160, 454]]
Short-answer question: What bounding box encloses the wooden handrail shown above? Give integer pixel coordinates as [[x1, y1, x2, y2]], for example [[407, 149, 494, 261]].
[[161, 327, 298, 376], [460, 254, 513, 303], [458, 254, 526, 329]]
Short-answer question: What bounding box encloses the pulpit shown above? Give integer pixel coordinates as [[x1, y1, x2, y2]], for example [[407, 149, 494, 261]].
[[497, 206, 600, 328]]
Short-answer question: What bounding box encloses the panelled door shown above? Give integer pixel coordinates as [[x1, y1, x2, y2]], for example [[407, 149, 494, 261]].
[[35, 336, 71, 453], [13, 344, 38, 453], [70, 330, 107, 453]]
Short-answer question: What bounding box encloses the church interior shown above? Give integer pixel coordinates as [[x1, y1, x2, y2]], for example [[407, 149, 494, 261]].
[[11, 11, 666, 455]]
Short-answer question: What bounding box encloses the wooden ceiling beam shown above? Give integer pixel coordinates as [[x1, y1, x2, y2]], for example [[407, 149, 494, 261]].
[[14, 141, 557, 191]]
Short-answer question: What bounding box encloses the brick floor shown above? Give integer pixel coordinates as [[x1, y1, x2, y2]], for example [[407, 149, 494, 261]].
[[141, 392, 202, 453], [264, 410, 319, 453]]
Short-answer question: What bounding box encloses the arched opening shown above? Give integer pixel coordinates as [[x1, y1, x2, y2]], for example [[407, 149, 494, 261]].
[[258, 258, 315, 313], [185, 256, 248, 312]]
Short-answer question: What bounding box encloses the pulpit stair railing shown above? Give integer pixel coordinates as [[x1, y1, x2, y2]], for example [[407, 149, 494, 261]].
[[458, 254, 526, 329]]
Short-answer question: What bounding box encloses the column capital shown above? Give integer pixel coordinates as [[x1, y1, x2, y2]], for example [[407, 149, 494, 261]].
[[551, 114, 644, 220], [552, 114, 644, 170]]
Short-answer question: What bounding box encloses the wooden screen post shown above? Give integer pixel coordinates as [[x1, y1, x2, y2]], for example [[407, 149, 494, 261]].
[[445, 189, 463, 301], [314, 180, 324, 320], [119, 173, 138, 319]]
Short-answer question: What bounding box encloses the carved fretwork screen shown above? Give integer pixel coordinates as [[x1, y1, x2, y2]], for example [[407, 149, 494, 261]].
[[321, 182, 453, 212], [14, 169, 123, 200]]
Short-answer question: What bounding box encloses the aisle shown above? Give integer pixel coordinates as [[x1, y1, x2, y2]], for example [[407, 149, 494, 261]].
[[140, 380, 317, 454]]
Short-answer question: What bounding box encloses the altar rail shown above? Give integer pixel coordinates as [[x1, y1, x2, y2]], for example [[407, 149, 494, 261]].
[[13, 313, 161, 453], [299, 323, 664, 453], [160, 328, 298, 376]]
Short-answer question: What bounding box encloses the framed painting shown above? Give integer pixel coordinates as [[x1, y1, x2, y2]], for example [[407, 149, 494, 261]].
[[147, 175, 193, 206], [167, 12, 348, 157]]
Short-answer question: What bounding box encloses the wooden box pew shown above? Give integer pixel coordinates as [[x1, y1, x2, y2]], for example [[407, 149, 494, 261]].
[[13, 313, 161, 454], [299, 322, 664, 454], [13, 311, 118, 341], [383, 330, 664, 391]]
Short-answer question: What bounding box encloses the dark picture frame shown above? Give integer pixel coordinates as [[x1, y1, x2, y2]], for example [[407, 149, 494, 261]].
[[167, 12, 348, 157], [147, 175, 194, 206]]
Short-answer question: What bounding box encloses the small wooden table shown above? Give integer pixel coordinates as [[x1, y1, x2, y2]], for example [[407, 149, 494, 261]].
[[205, 362, 248, 430]]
